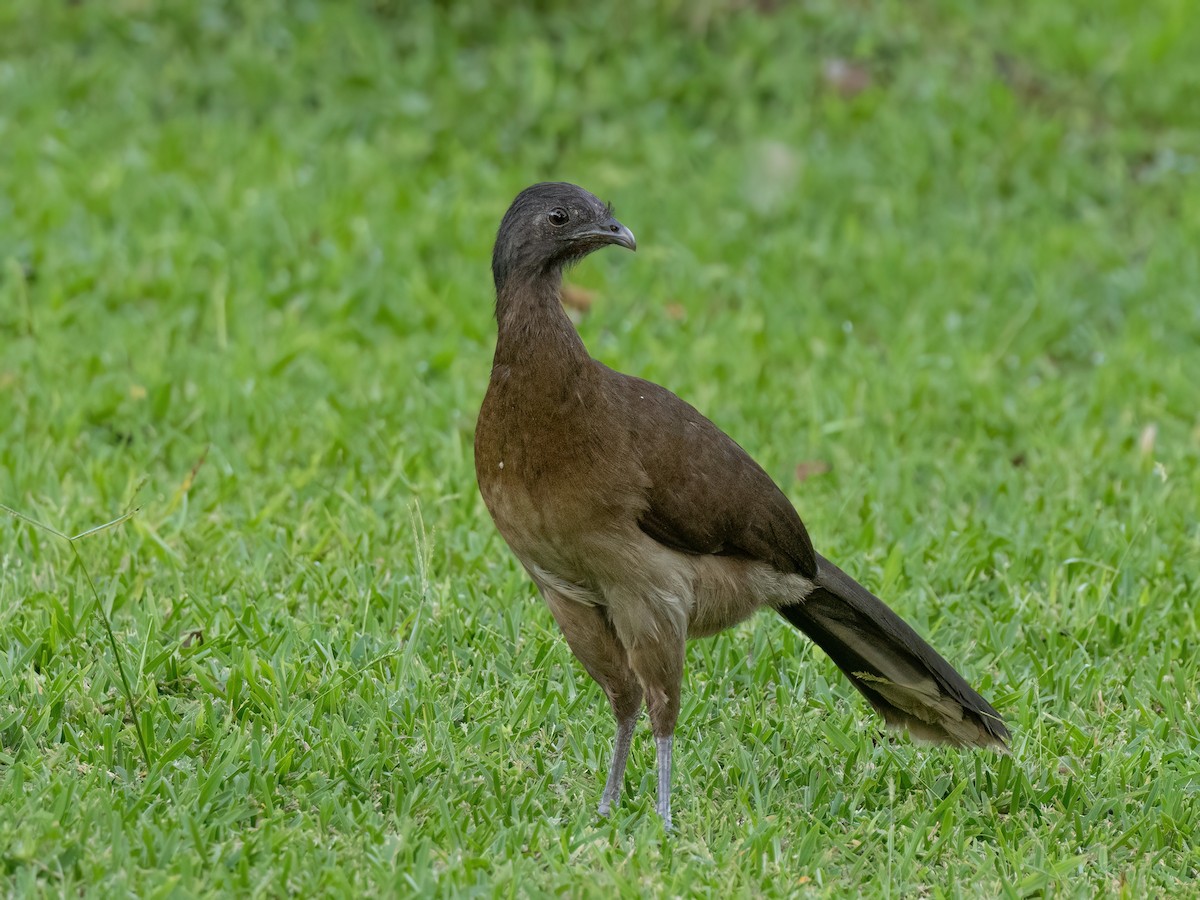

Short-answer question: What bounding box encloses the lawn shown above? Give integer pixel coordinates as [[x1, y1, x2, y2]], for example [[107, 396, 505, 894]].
[[1, 0, 1198, 895]]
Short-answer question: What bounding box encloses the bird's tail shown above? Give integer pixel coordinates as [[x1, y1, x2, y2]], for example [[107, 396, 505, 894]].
[[778, 554, 1009, 750]]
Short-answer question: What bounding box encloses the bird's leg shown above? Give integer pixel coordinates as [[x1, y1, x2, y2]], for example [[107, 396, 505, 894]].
[[598, 712, 637, 816], [626, 631, 685, 830], [655, 733, 673, 825], [541, 591, 643, 815]]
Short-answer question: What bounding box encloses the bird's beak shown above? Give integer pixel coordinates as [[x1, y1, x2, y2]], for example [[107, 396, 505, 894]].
[[580, 218, 637, 252]]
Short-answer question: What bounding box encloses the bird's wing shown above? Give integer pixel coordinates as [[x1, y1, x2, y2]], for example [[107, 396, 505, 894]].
[[609, 370, 818, 579]]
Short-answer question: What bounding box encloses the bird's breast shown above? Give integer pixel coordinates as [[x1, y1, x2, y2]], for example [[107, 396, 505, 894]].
[[475, 368, 644, 578]]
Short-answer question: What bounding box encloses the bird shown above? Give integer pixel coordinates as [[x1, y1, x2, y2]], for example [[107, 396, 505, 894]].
[[474, 182, 1009, 829]]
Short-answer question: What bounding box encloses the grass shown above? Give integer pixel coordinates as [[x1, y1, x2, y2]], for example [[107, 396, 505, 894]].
[[1, 0, 1198, 895]]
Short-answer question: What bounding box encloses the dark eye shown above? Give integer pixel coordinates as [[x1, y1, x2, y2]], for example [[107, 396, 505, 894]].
[[547, 207, 569, 227]]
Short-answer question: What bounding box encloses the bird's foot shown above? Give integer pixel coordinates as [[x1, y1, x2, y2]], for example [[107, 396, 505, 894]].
[[656, 800, 673, 831]]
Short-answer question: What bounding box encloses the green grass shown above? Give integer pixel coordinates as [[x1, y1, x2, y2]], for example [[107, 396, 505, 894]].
[[2, 0, 1198, 895]]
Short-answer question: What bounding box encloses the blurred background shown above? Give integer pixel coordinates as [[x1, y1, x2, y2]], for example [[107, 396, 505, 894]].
[[1, 0, 1197, 894]]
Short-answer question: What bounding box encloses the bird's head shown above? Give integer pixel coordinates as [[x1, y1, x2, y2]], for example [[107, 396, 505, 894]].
[[492, 182, 636, 291]]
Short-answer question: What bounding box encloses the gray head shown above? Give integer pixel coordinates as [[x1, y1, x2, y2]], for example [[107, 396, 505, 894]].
[[492, 182, 636, 290]]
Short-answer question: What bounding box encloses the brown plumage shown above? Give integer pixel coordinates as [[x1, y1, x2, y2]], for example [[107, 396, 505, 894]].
[[475, 182, 1008, 828]]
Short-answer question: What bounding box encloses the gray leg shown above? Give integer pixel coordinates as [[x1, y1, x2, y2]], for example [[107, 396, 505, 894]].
[[598, 714, 637, 816], [624, 630, 685, 830], [541, 591, 643, 815], [655, 734, 674, 827]]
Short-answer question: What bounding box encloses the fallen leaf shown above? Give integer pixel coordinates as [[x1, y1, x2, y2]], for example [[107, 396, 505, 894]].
[[822, 58, 872, 99], [182, 629, 204, 649], [561, 284, 595, 313], [795, 460, 831, 481]]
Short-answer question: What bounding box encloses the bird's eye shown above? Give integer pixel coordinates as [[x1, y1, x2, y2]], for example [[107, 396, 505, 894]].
[[547, 208, 569, 227]]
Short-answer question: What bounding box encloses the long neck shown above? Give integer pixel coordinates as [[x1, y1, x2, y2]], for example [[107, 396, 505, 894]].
[[493, 271, 589, 371]]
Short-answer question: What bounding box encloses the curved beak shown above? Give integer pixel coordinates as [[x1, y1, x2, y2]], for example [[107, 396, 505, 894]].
[[581, 217, 637, 252]]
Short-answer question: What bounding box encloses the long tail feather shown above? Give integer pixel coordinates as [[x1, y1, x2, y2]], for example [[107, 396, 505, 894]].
[[779, 554, 1009, 749]]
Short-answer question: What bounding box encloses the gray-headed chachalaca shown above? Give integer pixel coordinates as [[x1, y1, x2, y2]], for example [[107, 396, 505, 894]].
[[475, 182, 1008, 828]]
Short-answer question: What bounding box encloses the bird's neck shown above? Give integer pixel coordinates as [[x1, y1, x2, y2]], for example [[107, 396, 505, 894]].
[[492, 273, 589, 372]]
